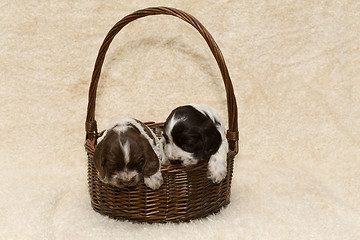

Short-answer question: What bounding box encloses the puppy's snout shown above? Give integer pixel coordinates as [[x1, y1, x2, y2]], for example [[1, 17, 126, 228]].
[[119, 176, 138, 187], [112, 171, 140, 188], [164, 144, 173, 158], [164, 144, 181, 163], [116, 175, 139, 187]]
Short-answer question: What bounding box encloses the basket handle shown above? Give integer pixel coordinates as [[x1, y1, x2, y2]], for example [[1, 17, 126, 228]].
[[85, 6, 239, 154]]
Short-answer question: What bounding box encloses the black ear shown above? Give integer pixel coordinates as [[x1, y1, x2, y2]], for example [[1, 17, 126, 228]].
[[201, 127, 222, 160], [94, 141, 106, 179], [142, 143, 160, 177]]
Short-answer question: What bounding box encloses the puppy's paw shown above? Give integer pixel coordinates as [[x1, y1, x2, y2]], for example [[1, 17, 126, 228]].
[[144, 171, 163, 190], [207, 156, 227, 184]]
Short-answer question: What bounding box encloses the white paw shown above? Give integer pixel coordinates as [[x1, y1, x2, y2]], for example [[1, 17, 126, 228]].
[[207, 155, 227, 183], [144, 171, 163, 190]]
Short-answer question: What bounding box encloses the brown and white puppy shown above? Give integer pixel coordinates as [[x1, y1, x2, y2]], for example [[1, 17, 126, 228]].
[[94, 118, 164, 190]]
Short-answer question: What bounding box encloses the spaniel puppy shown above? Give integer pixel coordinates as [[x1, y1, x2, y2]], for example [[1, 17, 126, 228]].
[[94, 118, 164, 190], [162, 104, 228, 183]]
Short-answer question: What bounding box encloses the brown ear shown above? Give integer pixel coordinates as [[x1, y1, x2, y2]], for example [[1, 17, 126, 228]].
[[142, 142, 160, 177], [94, 140, 106, 179]]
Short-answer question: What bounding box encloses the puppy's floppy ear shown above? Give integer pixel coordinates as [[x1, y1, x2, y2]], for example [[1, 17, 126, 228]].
[[94, 140, 106, 179], [201, 127, 222, 160], [141, 141, 160, 177]]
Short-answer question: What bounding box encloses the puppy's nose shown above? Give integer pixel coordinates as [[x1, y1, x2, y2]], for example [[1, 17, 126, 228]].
[[119, 176, 138, 187]]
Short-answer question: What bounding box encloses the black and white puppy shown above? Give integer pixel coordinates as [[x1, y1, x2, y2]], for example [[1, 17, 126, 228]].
[[94, 118, 164, 190], [162, 104, 228, 183]]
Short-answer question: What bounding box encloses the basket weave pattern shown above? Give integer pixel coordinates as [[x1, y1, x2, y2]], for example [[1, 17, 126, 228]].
[[85, 7, 238, 223]]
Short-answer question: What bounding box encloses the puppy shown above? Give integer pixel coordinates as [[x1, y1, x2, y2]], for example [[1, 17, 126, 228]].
[[162, 104, 228, 183], [94, 118, 164, 190]]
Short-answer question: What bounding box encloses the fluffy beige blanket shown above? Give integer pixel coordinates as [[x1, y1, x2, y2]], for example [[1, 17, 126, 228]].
[[1, 1, 359, 239]]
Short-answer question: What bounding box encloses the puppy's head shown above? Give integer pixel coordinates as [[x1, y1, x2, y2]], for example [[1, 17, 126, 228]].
[[163, 105, 222, 166], [94, 124, 160, 188]]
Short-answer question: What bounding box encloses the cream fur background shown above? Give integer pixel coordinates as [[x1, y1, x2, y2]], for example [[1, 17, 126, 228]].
[[1, 0, 360, 239]]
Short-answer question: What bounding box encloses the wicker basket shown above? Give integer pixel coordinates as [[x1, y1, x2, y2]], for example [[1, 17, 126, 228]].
[[84, 6, 239, 223]]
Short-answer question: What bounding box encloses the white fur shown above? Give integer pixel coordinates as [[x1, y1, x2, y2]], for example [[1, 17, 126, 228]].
[[96, 130, 107, 143], [120, 140, 130, 165], [144, 171, 164, 190]]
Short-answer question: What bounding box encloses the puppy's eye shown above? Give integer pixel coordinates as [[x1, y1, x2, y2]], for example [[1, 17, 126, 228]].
[[136, 155, 146, 171], [181, 144, 193, 153], [127, 155, 144, 171], [138, 155, 145, 163]]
